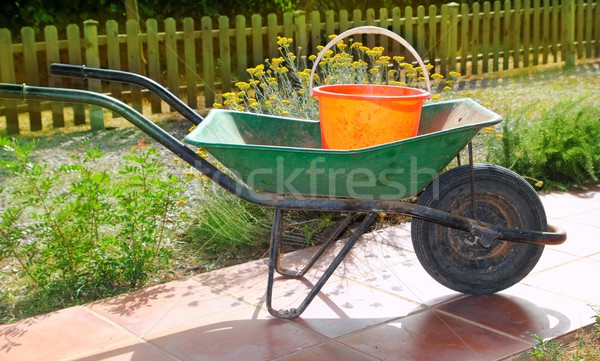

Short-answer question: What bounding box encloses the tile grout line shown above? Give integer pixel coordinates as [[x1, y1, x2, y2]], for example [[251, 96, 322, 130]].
[[71, 306, 183, 361], [428, 308, 537, 346]]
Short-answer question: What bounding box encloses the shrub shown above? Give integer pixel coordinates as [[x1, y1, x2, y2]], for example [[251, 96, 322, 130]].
[[0, 137, 185, 321], [485, 97, 600, 190]]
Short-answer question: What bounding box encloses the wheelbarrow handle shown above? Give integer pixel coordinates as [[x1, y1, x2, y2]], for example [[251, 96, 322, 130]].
[[49, 63, 204, 126]]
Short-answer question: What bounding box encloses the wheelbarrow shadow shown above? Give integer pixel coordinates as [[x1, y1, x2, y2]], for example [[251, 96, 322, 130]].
[[73, 289, 572, 361]]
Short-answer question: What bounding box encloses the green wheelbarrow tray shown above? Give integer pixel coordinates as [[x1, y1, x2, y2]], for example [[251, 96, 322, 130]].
[[184, 98, 502, 200]]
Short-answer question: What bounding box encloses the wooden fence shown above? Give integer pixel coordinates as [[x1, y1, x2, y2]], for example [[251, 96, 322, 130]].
[[0, 0, 598, 134]]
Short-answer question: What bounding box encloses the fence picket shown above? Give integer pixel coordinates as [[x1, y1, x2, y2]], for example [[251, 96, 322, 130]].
[[83, 20, 104, 130], [106, 20, 123, 110], [127, 19, 143, 112], [201, 17, 215, 107], [325, 10, 335, 36], [461, 3, 470, 75], [44, 25, 65, 128], [164, 17, 179, 111], [66, 24, 86, 125], [541, 0, 549, 64], [220, 16, 232, 93], [482, 2, 491, 73], [428, 6, 437, 69], [268, 13, 278, 59], [577, 0, 584, 58], [0, 29, 18, 134], [146, 19, 162, 113], [585, 0, 593, 57], [514, 0, 522, 68], [22, 27, 42, 131], [471, 3, 480, 74], [503, 0, 512, 70], [184, 18, 198, 110], [493, 1, 501, 71], [295, 12, 307, 63], [251, 14, 263, 67], [311, 11, 322, 55], [235, 15, 248, 82], [523, 0, 531, 67]]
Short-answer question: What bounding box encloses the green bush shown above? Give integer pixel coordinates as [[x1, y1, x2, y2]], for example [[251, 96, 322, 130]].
[[0, 137, 185, 322], [486, 97, 600, 190]]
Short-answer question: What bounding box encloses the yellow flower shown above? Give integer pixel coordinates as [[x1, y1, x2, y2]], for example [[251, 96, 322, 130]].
[[431, 73, 444, 80], [432, 94, 440, 99], [308, 55, 317, 61], [276, 36, 293, 47], [351, 41, 363, 48], [393, 55, 405, 63], [336, 43, 347, 50], [443, 86, 452, 91], [213, 102, 223, 108], [449, 71, 462, 78], [328, 34, 337, 39], [495, 133, 504, 139], [235, 81, 250, 91], [534, 180, 544, 188]]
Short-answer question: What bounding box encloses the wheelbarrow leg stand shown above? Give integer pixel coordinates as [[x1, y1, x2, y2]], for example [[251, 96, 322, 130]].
[[266, 209, 377, 319]]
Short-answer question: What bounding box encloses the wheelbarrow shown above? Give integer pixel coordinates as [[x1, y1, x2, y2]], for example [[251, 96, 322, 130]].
[[0, 30, 566, 319]]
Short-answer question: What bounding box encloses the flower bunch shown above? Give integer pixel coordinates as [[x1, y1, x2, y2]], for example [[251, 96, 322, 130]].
[[214, 35, 459, 119]]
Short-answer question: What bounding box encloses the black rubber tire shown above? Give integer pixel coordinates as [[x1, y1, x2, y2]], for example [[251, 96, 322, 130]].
[[411, 164, 546, 294]]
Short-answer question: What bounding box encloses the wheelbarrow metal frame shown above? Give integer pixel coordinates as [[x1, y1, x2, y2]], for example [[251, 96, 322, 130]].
[[0, 64, 567, 318]]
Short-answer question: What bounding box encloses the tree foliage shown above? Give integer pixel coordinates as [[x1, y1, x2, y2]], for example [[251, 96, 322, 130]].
[[1, 0, 477, 34]]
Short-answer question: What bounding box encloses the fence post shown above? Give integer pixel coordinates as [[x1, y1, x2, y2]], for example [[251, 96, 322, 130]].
[[84, 19, 104, 130], [563, 0, 576, 67], [0, 28, 19, 134]]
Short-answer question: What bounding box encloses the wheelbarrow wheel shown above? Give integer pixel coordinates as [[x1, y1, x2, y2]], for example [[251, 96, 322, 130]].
[[411, 164, 546, 294]]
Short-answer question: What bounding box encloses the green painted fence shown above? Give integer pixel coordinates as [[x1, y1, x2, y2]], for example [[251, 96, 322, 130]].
[[0, 0, 598, 134]]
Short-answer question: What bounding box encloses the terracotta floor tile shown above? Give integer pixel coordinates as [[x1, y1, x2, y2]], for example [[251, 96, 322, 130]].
[[280, 232, 414, 279], [89, 278, 246, 337], [521, 258, 600, 305], [145, 308, 326, 361], [350, 257, 463, 306], [0, 306, 135, 361], [548, 220, 600, 257], [338, 309, 530, 361], [540, 192, 600, 219], [530, 248, 579, 274], [281, 279, 419, 338], [436, 285, 597, 341], [274, 341, 376, 361], [563, 207, 600, 228], [69, 340, 177, 361]]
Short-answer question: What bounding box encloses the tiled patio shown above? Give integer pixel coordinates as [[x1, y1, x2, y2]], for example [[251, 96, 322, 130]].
[[1, 185, 599, 360]]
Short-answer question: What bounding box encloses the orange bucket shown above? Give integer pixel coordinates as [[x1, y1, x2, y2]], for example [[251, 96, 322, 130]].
[[312, 84, 429, 149], [309, 26, 432, 150]]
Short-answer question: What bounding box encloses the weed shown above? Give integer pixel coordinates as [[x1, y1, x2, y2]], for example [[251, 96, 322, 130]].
[[529, 334, 564, 361], [0, 137, 185, 322]]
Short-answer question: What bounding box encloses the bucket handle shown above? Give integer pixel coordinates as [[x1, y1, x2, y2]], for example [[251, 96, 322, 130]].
[[309, 26, 431, 98]]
